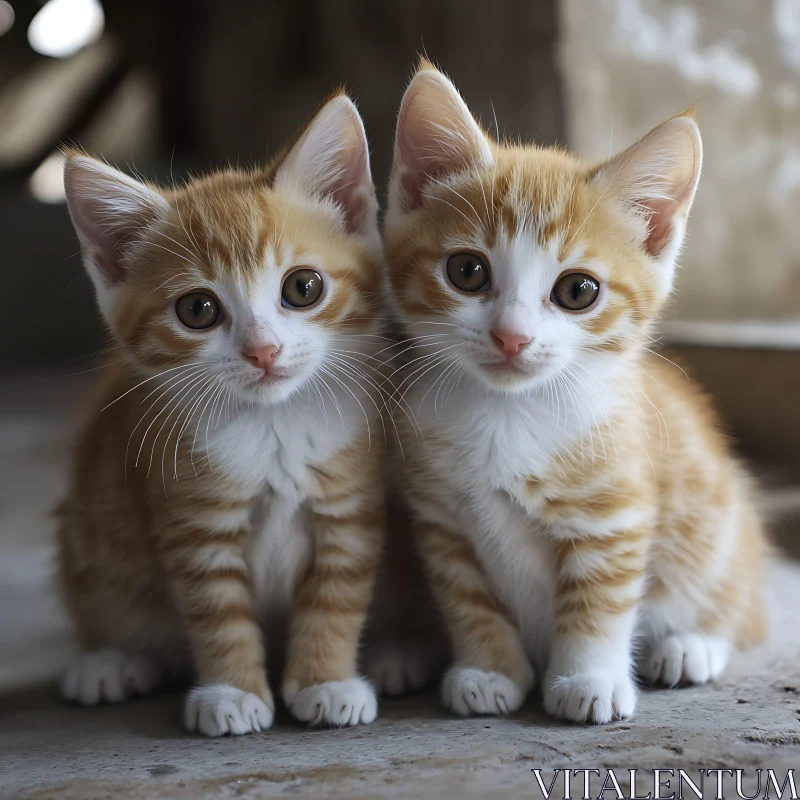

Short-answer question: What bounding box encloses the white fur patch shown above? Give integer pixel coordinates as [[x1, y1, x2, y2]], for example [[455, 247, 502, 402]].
[[60, 649, 161, 705], [639, 633, 731, 687], [283, 678, 377, 727], [543, 668, 636, 724], [183, 683, 273, 737], [441, 666, 527, 716]]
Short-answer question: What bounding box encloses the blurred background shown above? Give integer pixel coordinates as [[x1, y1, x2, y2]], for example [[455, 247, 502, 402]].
[[1, 0, 799, 687]]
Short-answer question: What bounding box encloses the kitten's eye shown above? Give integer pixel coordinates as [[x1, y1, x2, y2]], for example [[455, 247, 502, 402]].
[[282, 269, 323, 309], [446, 252, 490, 293], [175, 292, 221, 329], [551, 272, 600, 311]]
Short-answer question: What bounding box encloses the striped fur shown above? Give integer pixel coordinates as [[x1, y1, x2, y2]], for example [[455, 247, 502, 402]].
[[57, 94, 387, 736], [384, 63, 766, 724]]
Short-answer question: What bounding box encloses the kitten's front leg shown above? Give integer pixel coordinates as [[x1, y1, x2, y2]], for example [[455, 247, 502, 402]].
[[158, 498, 273, 737], [543, 512, 650, 725], [281, 473, 384, 728], [411, 498, 533, 716]]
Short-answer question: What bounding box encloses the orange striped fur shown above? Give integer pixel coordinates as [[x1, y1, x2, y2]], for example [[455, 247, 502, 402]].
[[384, 63, 766, 724], [58, 94, 387, 736]]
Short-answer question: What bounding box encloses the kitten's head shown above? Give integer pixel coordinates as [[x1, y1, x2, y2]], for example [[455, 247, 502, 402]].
[[385, 63, 702, 394], [65, 94, 381, 406]]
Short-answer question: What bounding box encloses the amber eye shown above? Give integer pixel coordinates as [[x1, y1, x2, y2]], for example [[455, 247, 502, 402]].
[[282, 269, 323, 309], [446, 252, 490, 293], [175, 292, 221, 329], [551, 272, 600, 311]]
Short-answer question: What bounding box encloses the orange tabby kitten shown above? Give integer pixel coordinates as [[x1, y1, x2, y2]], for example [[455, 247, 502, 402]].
[[383, 63, 766, 724], [58, 94, 387, 735]]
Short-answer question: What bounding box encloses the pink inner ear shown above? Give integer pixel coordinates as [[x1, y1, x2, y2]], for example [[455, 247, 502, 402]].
[[640, 195, 681, 258], [300, 127, 373, 235], [328, 148, 371, 234], [94, 240, 126, 284], [398, 147, 450, 213], [74, 199, 139, 285], [72, 201, 143, 285], [637, 163, 698, 258], [334, 182, 368, 234], [400, 168, 431, 212]]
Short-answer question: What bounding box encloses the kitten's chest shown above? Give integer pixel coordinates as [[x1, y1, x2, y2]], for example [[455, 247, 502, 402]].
[[445, 446, 557, 665], [209, 402, 348, 501], [205, 401, 356, 619], [414, 388, 584, 662], [418, 410, 561, 661], [417, 386, 567, 493], [243, 416, 323, 608]]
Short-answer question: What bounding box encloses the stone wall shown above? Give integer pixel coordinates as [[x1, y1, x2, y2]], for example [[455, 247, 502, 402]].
[[560, 0, 800, 321]]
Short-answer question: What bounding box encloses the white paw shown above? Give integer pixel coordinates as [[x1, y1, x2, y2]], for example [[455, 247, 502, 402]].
[[442, 666, 527, 716], [283, 678, 377, 727], [640, 633, 731, 687], [366, 640, 435, 696], [184, 684, 274, 737], [543, 670, 636, 724], [60, 649, 161, 705]]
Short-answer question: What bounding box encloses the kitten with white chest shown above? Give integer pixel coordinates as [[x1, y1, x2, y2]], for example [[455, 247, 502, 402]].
[[384, 62, 766, 724], [57, 95, 388, 735]]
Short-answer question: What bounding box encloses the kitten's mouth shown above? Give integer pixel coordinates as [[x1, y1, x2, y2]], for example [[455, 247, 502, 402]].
[[252, 368, 290, 385], [482, 358, 529, 377], [240, 366, 302, 404], [479, 357, 548, 387]]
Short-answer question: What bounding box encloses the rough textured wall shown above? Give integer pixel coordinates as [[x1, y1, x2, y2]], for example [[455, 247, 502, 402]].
[[560, 0, 800, 321]]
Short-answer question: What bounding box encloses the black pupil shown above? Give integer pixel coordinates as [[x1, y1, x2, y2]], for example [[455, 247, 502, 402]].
[[464, 261, 479, 278], [297, 276, 313, 297], [192, 298, 209, 317], [573, 278, 592, 300]]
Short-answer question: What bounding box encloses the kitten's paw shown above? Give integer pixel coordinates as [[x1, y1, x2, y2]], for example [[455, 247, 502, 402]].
[[184, 684, 274, 737], [283, 678, 377, 727], [543, 670, 636, 724], [366, 640, 437, 696], [60, 649, 161, 705], [442, 666, 527, 716], [640, 633, 731, 687]]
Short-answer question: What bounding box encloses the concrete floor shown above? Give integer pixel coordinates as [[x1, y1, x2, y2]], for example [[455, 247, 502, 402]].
[[2, 373, 800, 799]]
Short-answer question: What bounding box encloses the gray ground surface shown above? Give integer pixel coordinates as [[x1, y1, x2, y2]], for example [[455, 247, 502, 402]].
[[2, 374, 799, 799]]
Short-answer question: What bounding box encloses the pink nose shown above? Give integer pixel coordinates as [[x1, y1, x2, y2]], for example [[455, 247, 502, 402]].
[[491, 330, 532, 357], [244, 344, 280, 372]]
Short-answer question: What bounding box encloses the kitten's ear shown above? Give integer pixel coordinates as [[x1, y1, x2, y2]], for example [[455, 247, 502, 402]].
[[275, 95, 377, 237], [392, 63, 493, 212], [64, 153, 169, 290], [593, 112, 702, 271]]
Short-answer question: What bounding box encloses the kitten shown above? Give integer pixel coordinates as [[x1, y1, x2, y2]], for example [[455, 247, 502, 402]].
[[57, 94, 388, 736], [383, 62, 766, 724]]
